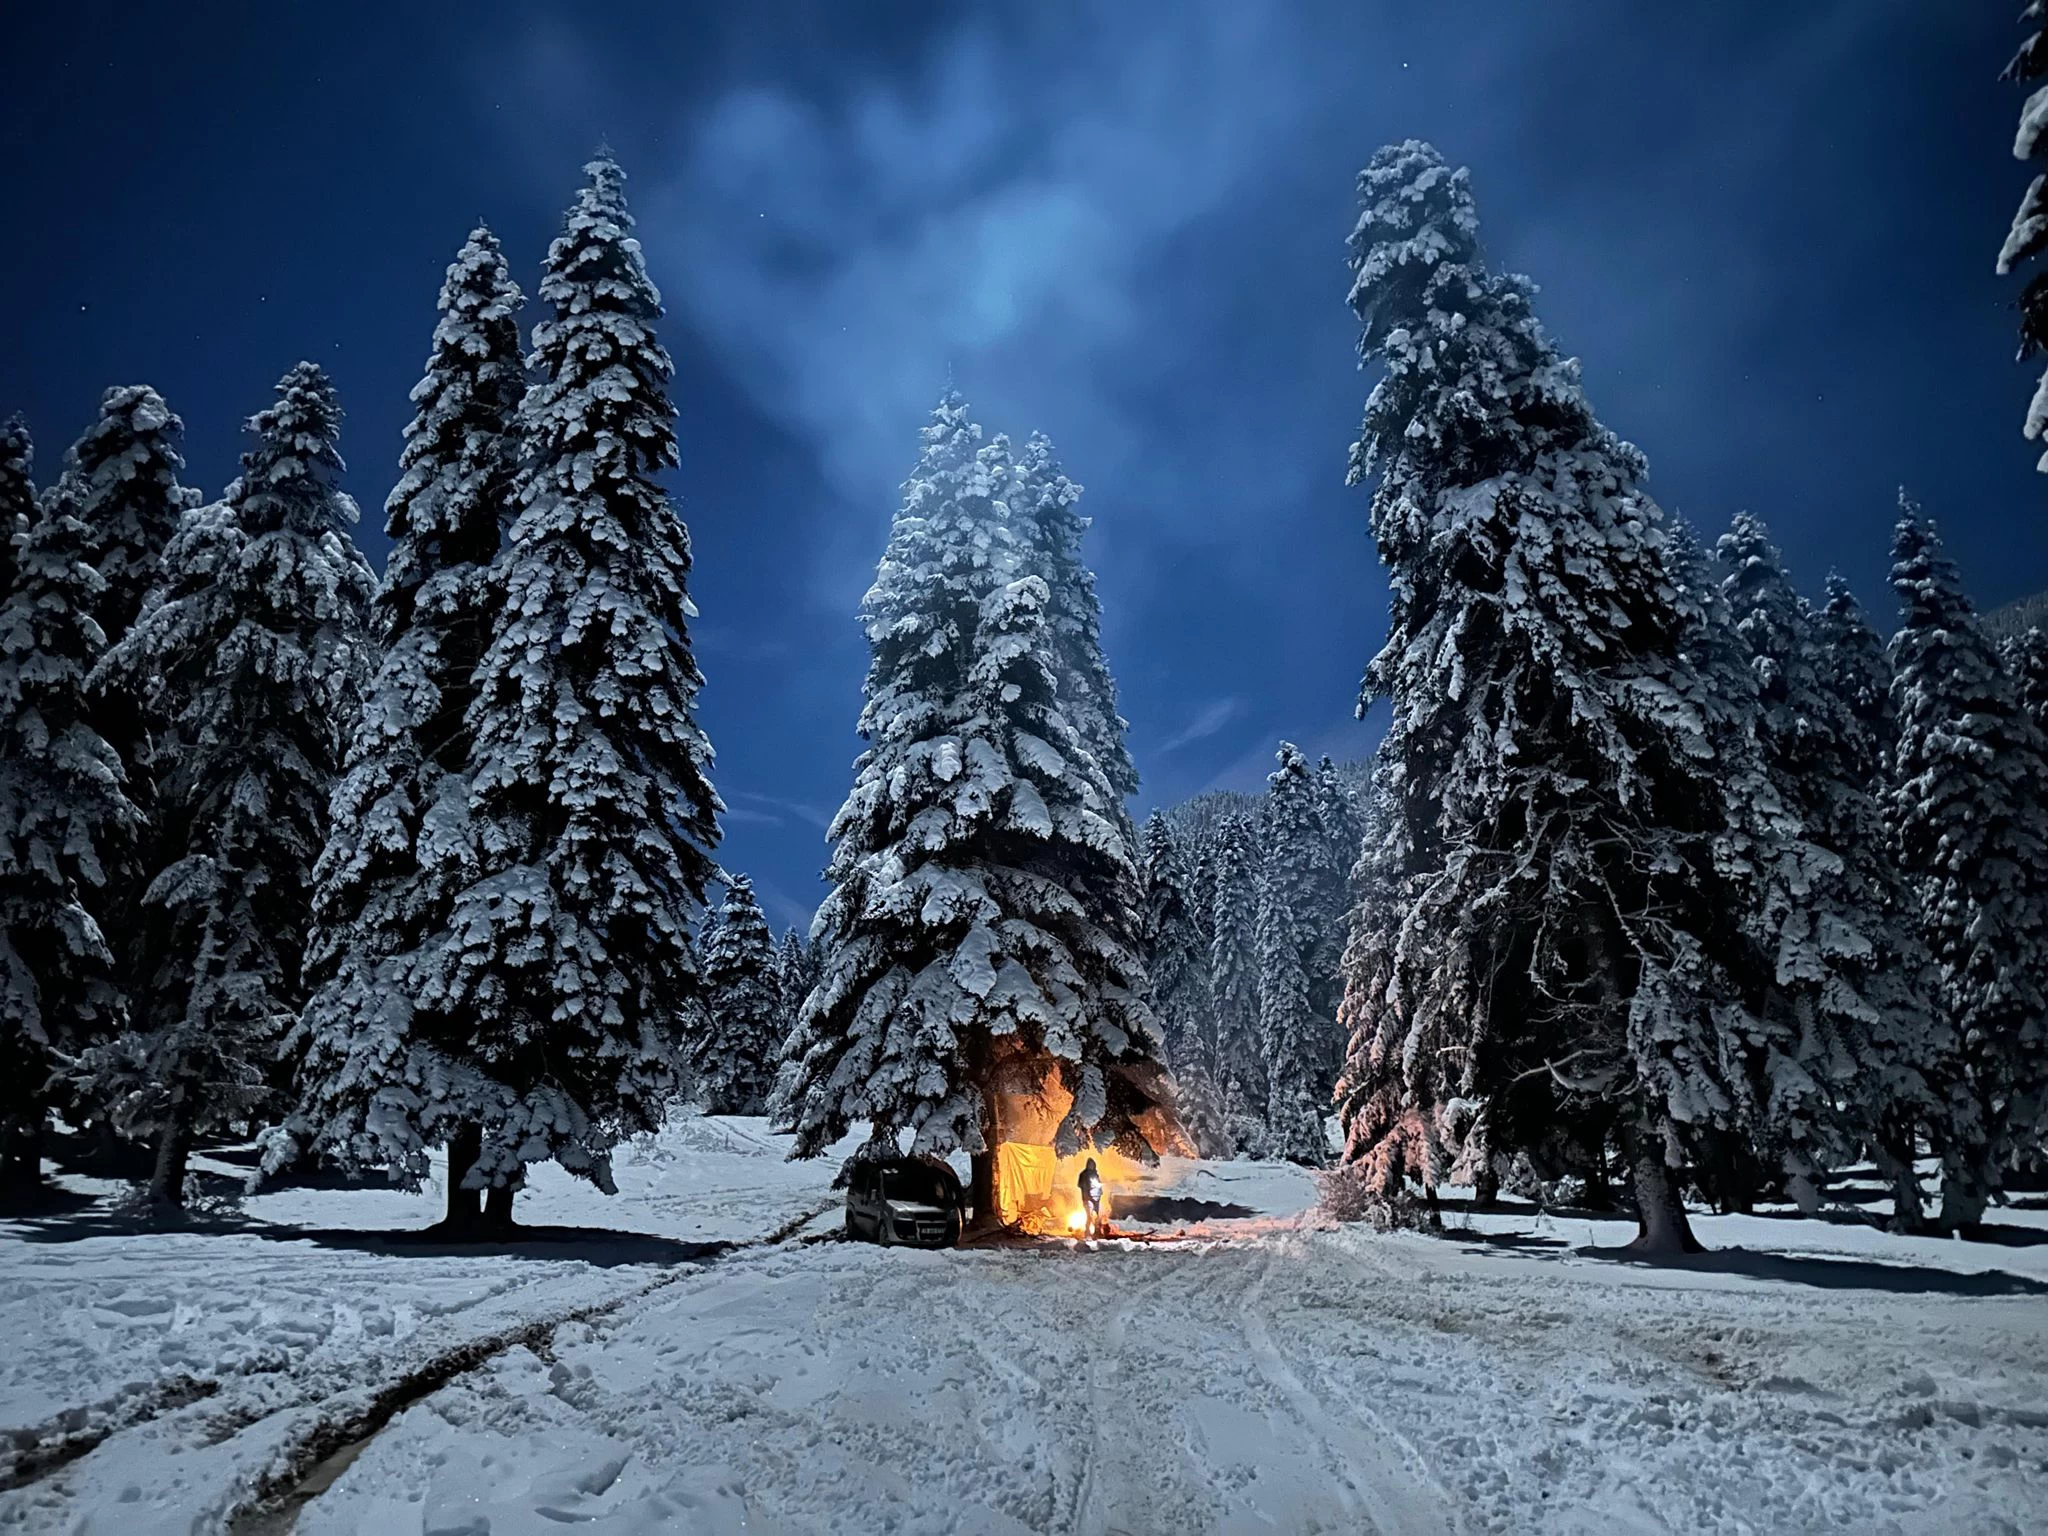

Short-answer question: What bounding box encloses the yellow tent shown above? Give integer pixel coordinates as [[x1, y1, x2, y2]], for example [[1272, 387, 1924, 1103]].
[[994, 1141, 1058, 1222]]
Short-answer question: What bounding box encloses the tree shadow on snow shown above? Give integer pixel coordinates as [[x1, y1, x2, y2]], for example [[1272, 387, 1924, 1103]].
[[1116, 1195, 1258, 1223], [1448, 1227, 1573, 1256], [5, 1208, 727, 1268], [200, 1143, 406, 1193], [1574, 1244, 2048, 1297], [248, 1223, 731, 1268], [0, 1184, 100, 1222], [1723, 1204, 2048, 1249]]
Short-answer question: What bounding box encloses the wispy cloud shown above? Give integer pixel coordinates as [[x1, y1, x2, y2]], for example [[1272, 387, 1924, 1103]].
[[649, 3, 1345, 606], [726, 789, 836, 831], [749, 877, 821, 936], [1156, 696, 1246, 754]]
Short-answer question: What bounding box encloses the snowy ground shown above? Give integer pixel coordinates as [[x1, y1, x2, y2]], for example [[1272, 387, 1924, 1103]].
[[2, 1122, 2045, 1533]]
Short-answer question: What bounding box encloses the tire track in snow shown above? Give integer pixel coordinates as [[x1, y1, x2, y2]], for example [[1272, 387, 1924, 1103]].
[[217, 1200, 837, 1535], [1237, 1230, 1459, 1536], [0, 1373, 222, 1493], [1065, 1246, 1179, 1535]]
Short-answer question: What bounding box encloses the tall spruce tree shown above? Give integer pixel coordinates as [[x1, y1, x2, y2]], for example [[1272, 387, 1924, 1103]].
[[1314, 757, 1364, 879], [1010, 432, 1138, 832], [1716, 517, 1942, 1219], [0, 420, 34, 608], [2006, 625, 2048, 732], [778, 393, 1162, 1220], [1334, 774, 1437, 1204], [0, 480, 144, 1192], [1209, 810, 1267, 1152], [695, 876, 782, 1115], [1257, 744, 1347, 1165], [88, 363, 375, 1210], [56, 387, 196, 647], [283, 229, 526, 1224], [776, 927, 816, 1020], [1812, 572, 1944, 1223], [425, 156, 721, 1216], [1140, 812, 1225, 1155], [1999, 3, 2048, 469], [1887, 502, 2048, 1228], [1336, 141, 1819, 1251], [48, 387, 198, 1085], [1817, 574, 1895, 736]]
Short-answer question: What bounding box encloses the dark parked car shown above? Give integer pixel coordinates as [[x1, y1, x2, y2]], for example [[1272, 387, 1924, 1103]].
[[844, 1157, 965, 1247]]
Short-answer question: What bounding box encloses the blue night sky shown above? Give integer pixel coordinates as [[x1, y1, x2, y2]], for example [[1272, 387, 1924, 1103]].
[[2, 2, 2040, 933]]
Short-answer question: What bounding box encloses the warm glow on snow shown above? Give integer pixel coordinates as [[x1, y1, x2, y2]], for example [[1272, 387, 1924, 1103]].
[[1001, 1143, 1146, 1236]]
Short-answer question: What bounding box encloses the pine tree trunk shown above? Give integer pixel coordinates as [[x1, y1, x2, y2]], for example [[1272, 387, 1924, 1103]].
[[444, 1124, 482, 1229], [149, 1094, 195, 1213], [1713, 1142, 1758, 1216], [0, 1119, 42, 1199], [967, 1044, 1001, 1231], [92, 1117, 125, 1175], [1938, 1158, 1990, 1233], [483, 1183, 516, 1229], [1583, 1137, 1616, 1211], [1626, 1126, 1702, 1255], [1881, 1116, 1923, 1232], [1471, 1156, 1500, 1208], [969, 1150, 998, 1231]]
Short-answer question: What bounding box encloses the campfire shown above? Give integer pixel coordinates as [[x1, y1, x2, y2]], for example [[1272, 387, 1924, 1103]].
[[986, 1059, 1182, 1237]]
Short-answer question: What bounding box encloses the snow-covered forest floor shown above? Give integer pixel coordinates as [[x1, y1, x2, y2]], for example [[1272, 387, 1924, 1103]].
[[2, 1119, 2045, 1534]]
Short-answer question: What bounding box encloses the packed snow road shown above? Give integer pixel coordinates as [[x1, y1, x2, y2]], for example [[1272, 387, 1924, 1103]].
[[280, 1218, 2048, 1535], [2, 1120, 2046, 1533]]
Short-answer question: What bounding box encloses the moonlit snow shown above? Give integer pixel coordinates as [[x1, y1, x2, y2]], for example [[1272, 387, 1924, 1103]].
[[3, 1115, 2044, 1533]]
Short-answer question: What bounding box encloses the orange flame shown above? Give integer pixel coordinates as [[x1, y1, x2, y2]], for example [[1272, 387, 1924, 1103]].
[[1001, 1145, 1147, 1237]]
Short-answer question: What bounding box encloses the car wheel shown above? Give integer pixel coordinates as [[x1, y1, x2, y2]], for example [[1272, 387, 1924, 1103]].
[[876, 1216, 893, 1247], [844, 1207, 859, 1240]]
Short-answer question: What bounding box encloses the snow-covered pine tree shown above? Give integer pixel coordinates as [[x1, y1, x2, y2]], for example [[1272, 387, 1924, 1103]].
[[1816, 574, 1897, 770], [778, 393, 1162, 1220], [1010, 432, 1138, 834], [1337, 141, 1816, 1251], [694, 876, 782, 1115], [46, 388, 200, 996], [775, 927, 816, 1022], [1257, 743, 1347, 1165], [88, 362, 375, 1211], [1, 420, 38, 616], [2006, 625, 2048, 734], [1812, 572, 1946, 1224], [1314, 756, 1364, 878], [1333, 758, 1439, 1208], [1209, 810, 1267, 1153], [283, 228, 526, 1225], [1887, 501, 2048, 1228], [56, 387, 197, 648], [0, 480, 144, 1193], [1140, 812, 1226, 1155], [766, 925, 817, 1129], [427, 156, 721, 1217], [1308, 754, 1363, 1037], [1715, 517, 1942, 1221], [1999, 3, 2048, 469], [1654, 519, 1863, 1216]]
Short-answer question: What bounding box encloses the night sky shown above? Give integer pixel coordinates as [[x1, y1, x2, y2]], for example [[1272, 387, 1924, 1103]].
[[2, 2, 2038, 932]]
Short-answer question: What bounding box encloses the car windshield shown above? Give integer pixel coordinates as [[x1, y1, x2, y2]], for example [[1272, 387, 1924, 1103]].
[[880, 1165, 952, 1206]]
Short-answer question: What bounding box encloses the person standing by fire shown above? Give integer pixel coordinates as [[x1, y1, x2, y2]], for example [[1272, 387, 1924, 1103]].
[[1078, 1157, 1105, 1237]]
